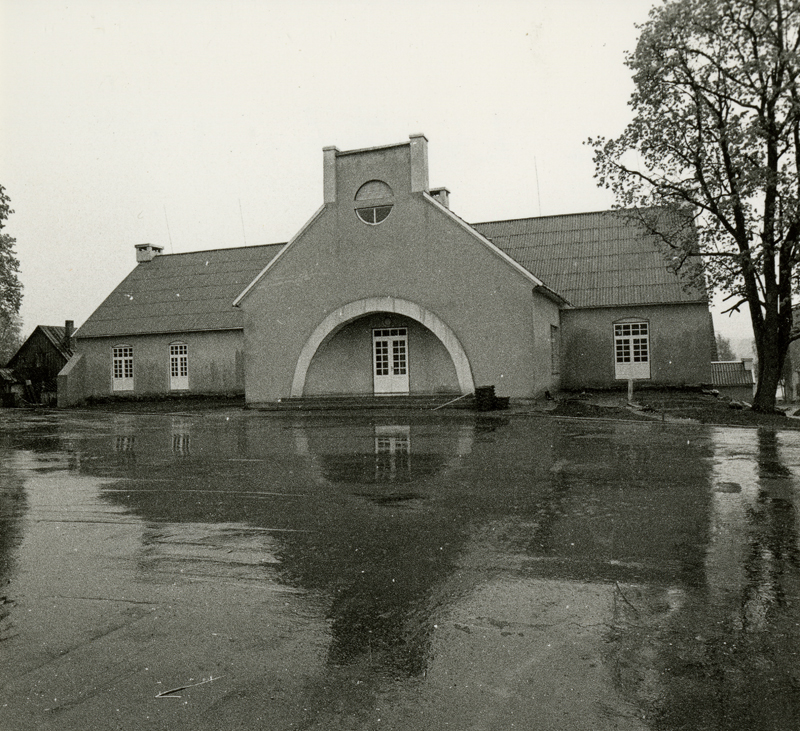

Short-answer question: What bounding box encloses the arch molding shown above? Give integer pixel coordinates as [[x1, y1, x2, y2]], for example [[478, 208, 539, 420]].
[[291, 297, 474, 397]]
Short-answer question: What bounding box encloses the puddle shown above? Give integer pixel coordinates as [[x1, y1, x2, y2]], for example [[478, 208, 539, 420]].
[[0, 410, 798, 730]]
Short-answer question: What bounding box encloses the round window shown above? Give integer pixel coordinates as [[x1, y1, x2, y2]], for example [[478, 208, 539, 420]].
[[355, 180, 393, 225]]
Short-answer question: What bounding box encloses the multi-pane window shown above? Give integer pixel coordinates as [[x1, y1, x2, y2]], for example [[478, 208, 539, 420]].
[[615, 323, 649, 363], [355, 180, 394, 225], [169, 343, 189, 390], [374, 339, 389, 376], [112, 346, 134, 391], [392, 337, 407, 375], [373, 328, 407, 375], [614, 322, 651, 380], [356, 206, 393, 224]]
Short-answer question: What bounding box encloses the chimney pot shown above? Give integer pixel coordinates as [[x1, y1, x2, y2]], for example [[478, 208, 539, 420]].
[[135, 243, 164, 263], [430, 187, 451, 208], [64, 320, 74, 352]]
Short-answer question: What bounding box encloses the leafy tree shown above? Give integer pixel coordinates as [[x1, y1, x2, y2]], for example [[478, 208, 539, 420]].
[[0, 185, 23, 364], [589, 0, 800, 412], [716, 332, 737, 360], [0, 313, 22, 366]]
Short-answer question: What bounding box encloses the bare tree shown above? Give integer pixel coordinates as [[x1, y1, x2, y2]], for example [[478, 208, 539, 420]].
[[589, 0, 800, 412]]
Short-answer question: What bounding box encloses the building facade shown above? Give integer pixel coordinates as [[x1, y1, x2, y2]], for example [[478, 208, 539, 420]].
[[59, 135, 714, 407]]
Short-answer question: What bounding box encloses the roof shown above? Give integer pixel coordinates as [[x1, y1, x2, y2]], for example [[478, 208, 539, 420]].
[[711, 361, 755, 388], [6, 325, 73, 366], [0, 367, 20, 384], [77, 244, 284, 339], [77, 208, 705, 340], [38, 325, 73, 360], [473, 209, 707, 308]]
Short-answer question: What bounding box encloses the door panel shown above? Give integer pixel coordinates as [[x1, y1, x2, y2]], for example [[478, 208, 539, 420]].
[[169, 344, 189, 391], [373, 328, 409, 394]]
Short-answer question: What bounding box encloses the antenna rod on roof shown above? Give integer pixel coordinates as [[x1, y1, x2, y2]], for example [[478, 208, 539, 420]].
[[163, 203, 174, 253], [239, 199, 248, 246], [534, 157, 542, 217]]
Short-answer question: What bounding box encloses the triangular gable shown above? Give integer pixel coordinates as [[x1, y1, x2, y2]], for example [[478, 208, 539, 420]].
[[7, 325, 70, 368], [233, 206, 326, 307], [233, 198, 569, 308], [38, 325, 73, 360], [421, 193, 569, 307]]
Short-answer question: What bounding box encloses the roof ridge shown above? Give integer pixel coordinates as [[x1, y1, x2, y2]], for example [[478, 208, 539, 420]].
[[472, 206, 670, 228], [154, 242, 286, 257]]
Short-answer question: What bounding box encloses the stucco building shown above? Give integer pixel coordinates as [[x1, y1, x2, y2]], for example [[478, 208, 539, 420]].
[[59, 135, 714, 407]]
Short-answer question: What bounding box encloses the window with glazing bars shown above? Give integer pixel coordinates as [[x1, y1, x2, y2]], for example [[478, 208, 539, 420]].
[[614, 323, 649, 363], [112, 346, 134, 379], [170, 343, 188, 377]]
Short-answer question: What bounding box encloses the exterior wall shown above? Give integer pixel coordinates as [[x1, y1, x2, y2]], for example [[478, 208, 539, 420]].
[[62, 330, 245, 402], [560, 302, 714, 390], [57, 354, 84, 407], [303, 314, 459, 396], [7, 329, 69, 398], [240, 143, 561, 404]]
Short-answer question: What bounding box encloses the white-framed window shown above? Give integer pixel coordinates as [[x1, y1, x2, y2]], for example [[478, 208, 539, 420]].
[[169, 342, 189, 391], [112, 345, 134, 391], [614, 321, 651, 380]]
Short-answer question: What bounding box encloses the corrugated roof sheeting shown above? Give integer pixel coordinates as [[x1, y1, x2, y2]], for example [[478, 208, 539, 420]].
[[474, 209, 705, 308], [711, 362, 755, 387], [38, 325, 73, 359], [77, 244, 284, 338], [78, 208, 705, 339]]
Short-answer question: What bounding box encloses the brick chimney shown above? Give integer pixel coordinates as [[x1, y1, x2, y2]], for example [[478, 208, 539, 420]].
[[135, 243, 164, 263], [63, 320, 74, 352]]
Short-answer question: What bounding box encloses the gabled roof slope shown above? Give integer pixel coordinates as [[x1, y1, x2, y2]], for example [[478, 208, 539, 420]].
[[77, 244, 284, 338], [473, 209, 707, 308], [711, 361, 755, 387], [7, 325, 73, 366], [38, 325, 73, 360]]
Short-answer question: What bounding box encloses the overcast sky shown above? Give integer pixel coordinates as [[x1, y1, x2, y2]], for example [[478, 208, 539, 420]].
[[1, 0, 754, 348]]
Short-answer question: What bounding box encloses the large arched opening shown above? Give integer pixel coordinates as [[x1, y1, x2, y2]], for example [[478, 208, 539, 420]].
[[291, 297, 474, 397]]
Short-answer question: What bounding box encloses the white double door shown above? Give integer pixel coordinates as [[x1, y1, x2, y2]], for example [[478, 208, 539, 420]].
[[373, 328, 409, 394]]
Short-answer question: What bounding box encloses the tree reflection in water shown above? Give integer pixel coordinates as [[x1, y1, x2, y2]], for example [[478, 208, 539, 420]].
[[607, 427, 800, 730]]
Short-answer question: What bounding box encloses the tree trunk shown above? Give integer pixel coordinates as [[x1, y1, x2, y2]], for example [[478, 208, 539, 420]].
[[751, 328, 787, 413], [752, 362, 780, 412]]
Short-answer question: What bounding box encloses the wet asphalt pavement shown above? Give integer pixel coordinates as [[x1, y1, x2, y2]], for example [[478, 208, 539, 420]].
[[1, 408, 799, 730]]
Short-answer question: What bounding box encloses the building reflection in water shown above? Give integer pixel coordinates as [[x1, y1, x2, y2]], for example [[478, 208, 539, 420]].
[[611, 426, 800, 730], [34, 411, 799, 726], [0, 458, 27, 641], [292, 420, 474, 491], [112, 415, 137, 463], [285, 418, 477, 675], [374, 425, 410, 482], [170, 416, 191, 456]]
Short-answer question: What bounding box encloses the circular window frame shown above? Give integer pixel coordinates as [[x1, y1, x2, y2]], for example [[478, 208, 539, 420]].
[[354, 180, 394, 226], [355, 205, 393, 225]]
